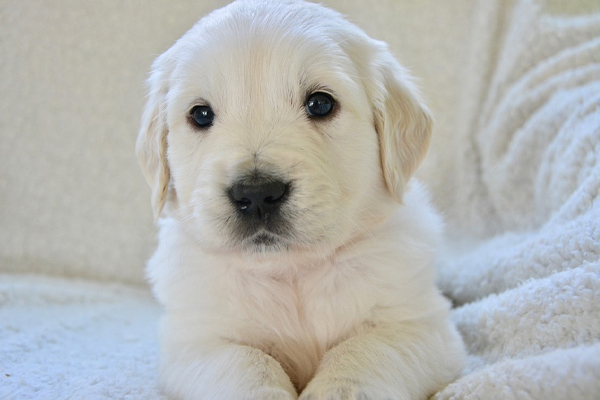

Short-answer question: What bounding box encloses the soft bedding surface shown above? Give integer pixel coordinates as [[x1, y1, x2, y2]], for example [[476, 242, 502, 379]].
[[429, 0, 600, 398], [0, 275, 164, 400]]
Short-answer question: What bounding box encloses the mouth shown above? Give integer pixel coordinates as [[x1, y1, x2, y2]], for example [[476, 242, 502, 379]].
[[242, 230, 288, 252]]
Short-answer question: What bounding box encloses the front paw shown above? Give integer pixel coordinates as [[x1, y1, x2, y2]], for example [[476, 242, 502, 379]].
[[300, 379, 403, 400], [299, 386, 363, 400], [246, 386, 298, 400]]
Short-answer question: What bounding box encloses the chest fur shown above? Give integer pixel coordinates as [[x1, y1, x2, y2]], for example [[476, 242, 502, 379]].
[[221, 264, 377, 390]]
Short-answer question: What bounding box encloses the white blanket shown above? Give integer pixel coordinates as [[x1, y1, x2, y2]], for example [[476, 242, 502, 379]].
[[0, 275, 165, 399], [431, 0, 600, 398]]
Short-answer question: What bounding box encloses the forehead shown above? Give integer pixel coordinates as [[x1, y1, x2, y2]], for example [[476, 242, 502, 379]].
[[170, 1, 363, 112]]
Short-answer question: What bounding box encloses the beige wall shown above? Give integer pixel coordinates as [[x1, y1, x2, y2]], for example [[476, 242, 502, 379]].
[[0, 0, 475, 284]]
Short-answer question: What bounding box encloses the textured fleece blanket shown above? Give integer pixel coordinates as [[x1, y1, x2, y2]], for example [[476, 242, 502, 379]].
[[0, 275, 165, 400], [432, 0, 600, 398]]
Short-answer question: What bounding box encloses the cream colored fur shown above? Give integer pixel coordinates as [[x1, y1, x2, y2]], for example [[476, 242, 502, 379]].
[[136, 1, 464, 399]]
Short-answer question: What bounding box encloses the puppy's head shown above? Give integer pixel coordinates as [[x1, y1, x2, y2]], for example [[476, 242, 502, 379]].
[[137, 0, 432, 257]]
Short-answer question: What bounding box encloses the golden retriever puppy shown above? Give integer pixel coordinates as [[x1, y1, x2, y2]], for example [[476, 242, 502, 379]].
[[137, 1, 464, 399]]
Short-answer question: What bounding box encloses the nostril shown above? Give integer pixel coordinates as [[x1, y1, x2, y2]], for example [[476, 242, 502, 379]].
[[236, 197, 252, 210], [228, 179, 290, 219], [264, 196, 280, 204], [263, 182, 287, 204]]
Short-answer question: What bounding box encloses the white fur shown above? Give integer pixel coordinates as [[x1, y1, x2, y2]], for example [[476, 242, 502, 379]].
[[137, 1, 464, 399]]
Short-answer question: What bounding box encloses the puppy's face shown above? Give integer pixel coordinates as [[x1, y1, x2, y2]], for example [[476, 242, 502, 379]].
[[137, 0, 432, 258]]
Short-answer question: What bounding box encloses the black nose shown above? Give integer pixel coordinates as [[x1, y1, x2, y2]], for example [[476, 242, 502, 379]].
[[229, 179, 289, 220]]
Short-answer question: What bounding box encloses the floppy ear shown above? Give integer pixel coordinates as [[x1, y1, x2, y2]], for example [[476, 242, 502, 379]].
[[373, 52, 433, 203], [136, 52, 175, 220]]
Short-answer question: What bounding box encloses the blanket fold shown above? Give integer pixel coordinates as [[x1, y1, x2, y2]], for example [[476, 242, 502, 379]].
[[433, 0, 600, 398]]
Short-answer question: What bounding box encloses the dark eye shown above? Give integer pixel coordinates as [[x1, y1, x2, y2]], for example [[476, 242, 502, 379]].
[[190, 105, 215, 128], [305, 92, 335, 118]]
